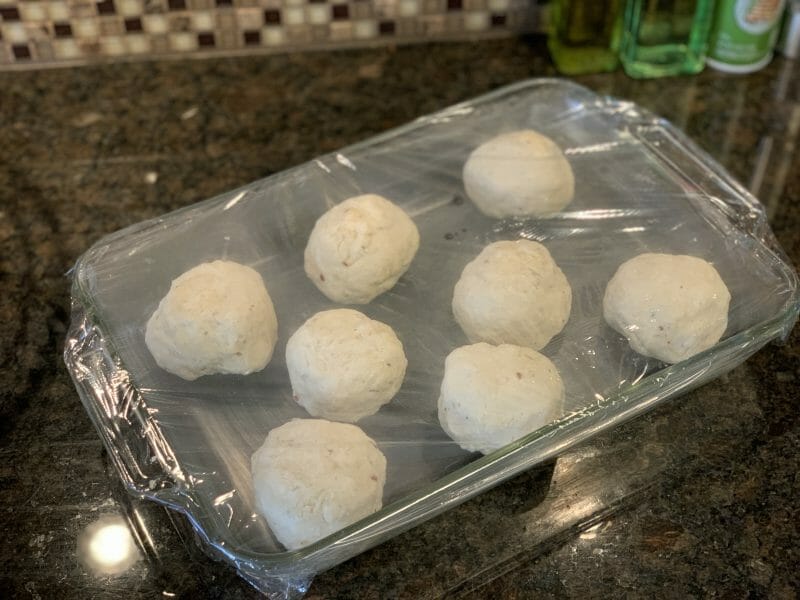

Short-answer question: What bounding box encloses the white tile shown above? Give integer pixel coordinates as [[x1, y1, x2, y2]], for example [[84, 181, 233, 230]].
[[169, 32, 198, 51], [464, 11, 489, 31], [353, 19, 377, 39], [117, 0, 144, 17], [126, 34, 151, 54], [398, 0, 419, 17], [53, 39, 81, 59], [283, 7, 304, 26], [101, 36, 126, 56], [283, 0, 304, 6], [19, 2, 47, 21], [72, 19, 100, 38], [143, 15, 169, 34], [487, 0, 509, 11], [261, 26, 285, 45], [191, 11, 215, 30], [306, 4, 330, 25], [1, 23, 28, 44], [47, 2, 70, 21]]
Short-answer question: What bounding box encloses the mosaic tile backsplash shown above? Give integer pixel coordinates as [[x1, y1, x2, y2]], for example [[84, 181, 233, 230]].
[[0, 0, 545, 67]]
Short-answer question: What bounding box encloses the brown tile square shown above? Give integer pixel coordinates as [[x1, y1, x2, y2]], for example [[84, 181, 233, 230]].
[[99, 16, 124, 35], [308, 0, 326, 3], [352, 3, 372, 18], [263, 8, 280, 24], [0, 6, 21, 21], [310, 24, 326, 40], [167, 0, 185, 10], [35, 40, 54, 60], [215, 0, 232, 5], [150, 32, 168, 50], [216, 12, 235, 28], [169, 14, 190, 30], [197, 31, 214, 45], [218, 29, 236, 47], [125, 17, 143, 31], [378, 20, 394, 34], [447, 0, 462, 11], [12, 43, 30, 59], [144, 0, 168, 13], [285, 25, 310, 43], [423, 0, 443, 14], [331, 4, 347, 20], [490, 12, 505, 27], [54, 22, 73, 37], [243, 29, 259, 44], [97, 0, 116, 15], [396, 17, 418, 35]]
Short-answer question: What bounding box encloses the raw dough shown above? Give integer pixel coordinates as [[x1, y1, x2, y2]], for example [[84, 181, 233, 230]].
[[250, 418, 387, 550], [438, 343, 564, 454], [603, 253, 731, 363], [304, 194, 420, 304], [462, 129, 574, 218], [452, 240, 572, 350], [286, 309, 407, 422], [145, 260, 278, 380]]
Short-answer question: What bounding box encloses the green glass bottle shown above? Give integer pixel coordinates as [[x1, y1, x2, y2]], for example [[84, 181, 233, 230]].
[[548, 0, 624, 75], [620, 0, 716, 78]]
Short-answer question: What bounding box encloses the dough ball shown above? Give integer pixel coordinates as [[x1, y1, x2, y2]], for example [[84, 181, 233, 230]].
[[145, 260, 278, 380], [438, 343, 564, 455], [462, 130, 574, 218], [304, 194, 420, 304], [603, 253, 731, 364], [251, 419, 387, 550], [452, 240, 572, 350], [286, 309, 407, 422]]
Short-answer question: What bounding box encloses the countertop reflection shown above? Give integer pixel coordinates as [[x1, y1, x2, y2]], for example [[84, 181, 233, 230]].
[[1, 35, 798, 599]]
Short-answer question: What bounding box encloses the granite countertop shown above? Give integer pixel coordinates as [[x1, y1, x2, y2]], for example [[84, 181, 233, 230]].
[[1, 36, 799, 599]]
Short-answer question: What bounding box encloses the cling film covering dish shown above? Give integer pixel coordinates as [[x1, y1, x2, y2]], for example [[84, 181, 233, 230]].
[[63, 79, 799, 598]]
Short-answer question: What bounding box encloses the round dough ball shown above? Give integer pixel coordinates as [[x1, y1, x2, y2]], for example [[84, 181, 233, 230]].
[[251, 419, 387, 550], [438, 343, 564, 455], [462, 130, 574, 218], [603, 253, 731, 364], [304, 194, 420, 304], [452, 240, 572, 350], [286, 309, 407, 422], [145, 260, 278, 380]]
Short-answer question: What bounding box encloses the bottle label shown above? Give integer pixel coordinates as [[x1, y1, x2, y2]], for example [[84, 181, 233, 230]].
[[708, 0, 787, 65]]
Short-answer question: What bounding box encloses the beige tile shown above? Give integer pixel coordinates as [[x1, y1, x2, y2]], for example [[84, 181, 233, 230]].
[[487, 0, 508, 10], [1, 23, 29, 44], [310, 24, 328, 40], [117, 0, 145, 16], [261, 25, 285, 45], [19, 2, 48, 21], [352, 18, 376, 38], [423, 0, 444, 14], [306, 4, 330, 25], [283, 6, 304, 25], [100, 36, 127, 56], [464, 0, 486, 9], [150, 32, 170, 51], [398, 0, 419, 17], [143, 14, 170, 33], [34, 39, 54, 61], [168, 14, 192, 31], [169, 31, 197, 51], [53, 38, 82, 59], [218, 29, 238, 47], [464, 10, 488, 30], [126, 34, 152, 53], [285, 24, 311, 43], [351, 3, 373, 18], [47, 1, 71, 21], [72, 18, 101, 38], [396, 17, 419, 35], [191, 10, 215, 29]]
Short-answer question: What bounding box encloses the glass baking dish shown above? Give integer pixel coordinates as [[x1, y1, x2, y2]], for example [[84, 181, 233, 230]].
[[64, 79, 799, 598]]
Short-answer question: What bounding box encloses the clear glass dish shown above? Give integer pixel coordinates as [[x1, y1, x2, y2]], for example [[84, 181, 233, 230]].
[[64, 79, 799, 598]]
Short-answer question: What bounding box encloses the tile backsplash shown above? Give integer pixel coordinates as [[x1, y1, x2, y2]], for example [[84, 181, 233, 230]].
[[0, 0, 545, 67]]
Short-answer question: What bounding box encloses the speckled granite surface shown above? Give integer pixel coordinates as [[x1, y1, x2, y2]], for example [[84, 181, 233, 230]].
[[1, 36, 799, 599]]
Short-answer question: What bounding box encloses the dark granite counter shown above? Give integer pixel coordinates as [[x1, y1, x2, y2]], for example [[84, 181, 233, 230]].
[[1, 36, 799, 599]]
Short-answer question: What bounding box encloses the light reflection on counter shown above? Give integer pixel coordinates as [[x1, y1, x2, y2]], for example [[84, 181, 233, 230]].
[[78, 516, 140, 576]]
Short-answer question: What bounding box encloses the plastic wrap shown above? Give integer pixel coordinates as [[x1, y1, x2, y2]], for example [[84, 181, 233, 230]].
[[64, 79, 799, 599]]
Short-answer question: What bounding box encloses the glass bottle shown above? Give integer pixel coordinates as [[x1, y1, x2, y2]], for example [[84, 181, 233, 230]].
[[620, 0, 716, 78], [548, 0, 624, 75]]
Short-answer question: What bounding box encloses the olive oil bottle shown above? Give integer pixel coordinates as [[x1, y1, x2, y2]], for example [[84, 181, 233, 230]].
[[620, 0, 716, 78], [548, 0, 624, 75]]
